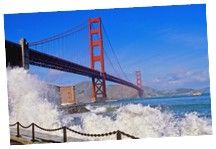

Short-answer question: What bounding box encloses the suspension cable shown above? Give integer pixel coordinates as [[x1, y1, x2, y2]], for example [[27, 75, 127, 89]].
[[104, 49, 121, 78], [29, 22, 87, 47], [102, 23, 129, 81]]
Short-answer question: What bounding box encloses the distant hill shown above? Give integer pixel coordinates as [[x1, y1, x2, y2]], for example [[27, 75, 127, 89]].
[[74, 82, 138, 103], [160, 88, 209, 97], [73, 81, 210, 103], [198, 87, 210, 94]]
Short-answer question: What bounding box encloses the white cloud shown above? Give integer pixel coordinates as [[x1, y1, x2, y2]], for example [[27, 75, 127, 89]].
[[147, 69, 210, 89]]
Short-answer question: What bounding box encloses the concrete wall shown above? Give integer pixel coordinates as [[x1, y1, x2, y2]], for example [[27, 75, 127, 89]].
[[5, 41, 23, 67], [5, 40, 29, 69], [60, 86, 76, 105]]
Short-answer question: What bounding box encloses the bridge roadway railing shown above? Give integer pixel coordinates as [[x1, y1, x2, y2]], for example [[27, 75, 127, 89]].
[[10, 122, 139, 143]]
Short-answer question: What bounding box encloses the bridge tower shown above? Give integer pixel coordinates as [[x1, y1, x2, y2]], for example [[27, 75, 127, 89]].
[[136, 71, 142, 88], [88, 17, 107, 102], [136, 71, 143, 97]]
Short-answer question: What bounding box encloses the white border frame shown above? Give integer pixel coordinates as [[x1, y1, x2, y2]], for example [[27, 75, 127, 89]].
[[1, 0, 215, 149]]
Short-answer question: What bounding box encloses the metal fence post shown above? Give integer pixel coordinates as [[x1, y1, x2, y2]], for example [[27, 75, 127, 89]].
[[63, 127, 67, 142], [31, 123, 35, 142], [16, 122, 21, 137], [116, 130, 122, 140]]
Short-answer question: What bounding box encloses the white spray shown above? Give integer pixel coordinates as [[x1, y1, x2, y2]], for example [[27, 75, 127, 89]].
[[73, 104, 211, 140], [7, 68, 212, 141], [7, 67, 61, 128]]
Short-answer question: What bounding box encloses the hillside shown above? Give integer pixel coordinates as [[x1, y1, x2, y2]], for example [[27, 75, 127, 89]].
[[74, 81, 210, 103]]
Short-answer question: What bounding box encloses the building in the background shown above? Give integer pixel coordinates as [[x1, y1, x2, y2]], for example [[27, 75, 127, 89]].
[[59, 86, 76, 105]]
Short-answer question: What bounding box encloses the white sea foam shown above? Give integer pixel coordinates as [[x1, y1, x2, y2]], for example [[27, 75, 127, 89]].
[[7, 67, 61, 128], [69, 104, 212, 140], [7, 68, 212, 141], [85, 105, 107, 113]]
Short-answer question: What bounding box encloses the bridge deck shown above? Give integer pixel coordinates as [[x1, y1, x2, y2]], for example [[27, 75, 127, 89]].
[[29, 49, 141, 91], [5, 40, 143, 93]]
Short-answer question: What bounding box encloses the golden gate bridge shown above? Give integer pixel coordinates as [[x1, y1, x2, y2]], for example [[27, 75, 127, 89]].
[[5, 17, 143, 102]]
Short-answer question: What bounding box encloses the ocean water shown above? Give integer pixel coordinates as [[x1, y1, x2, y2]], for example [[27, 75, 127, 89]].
[[8, 68, 212, 141], [93, 95, 212, 118]]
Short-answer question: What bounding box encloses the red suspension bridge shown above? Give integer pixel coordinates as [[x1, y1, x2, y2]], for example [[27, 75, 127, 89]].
[[5, 17, 143, 102]]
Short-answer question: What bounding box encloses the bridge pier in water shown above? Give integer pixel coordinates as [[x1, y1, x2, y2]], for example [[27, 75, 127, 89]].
[[60, 86, 76, 105]]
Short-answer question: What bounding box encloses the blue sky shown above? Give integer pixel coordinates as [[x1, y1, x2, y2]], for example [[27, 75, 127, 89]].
[[4, 4, 209, 89]]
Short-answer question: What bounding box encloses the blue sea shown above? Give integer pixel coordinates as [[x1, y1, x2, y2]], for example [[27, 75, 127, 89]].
[[85, 94, 211, 119]]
